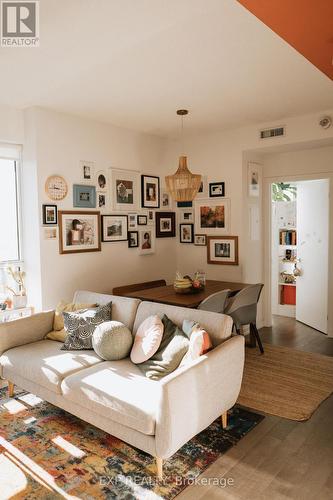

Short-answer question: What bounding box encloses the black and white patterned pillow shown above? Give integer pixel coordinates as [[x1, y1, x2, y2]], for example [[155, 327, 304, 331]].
[[61, 302, 112, 350]]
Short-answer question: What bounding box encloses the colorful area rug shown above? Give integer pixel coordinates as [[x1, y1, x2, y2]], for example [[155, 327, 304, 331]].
[[238, 343, 333, 421], [0, 387, 263, 499]]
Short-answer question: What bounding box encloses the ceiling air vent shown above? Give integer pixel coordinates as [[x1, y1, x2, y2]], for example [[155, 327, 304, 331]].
[[259, 126, 285, 139]]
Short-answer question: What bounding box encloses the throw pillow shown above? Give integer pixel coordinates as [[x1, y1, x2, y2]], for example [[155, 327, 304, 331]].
[[50, 300, 97, 333], [92, 321, 133, 360], [180, 320, 213, 366], [130, 315, 164, 364], [61, 302, 112, 350], [137, 315, 189, 380]]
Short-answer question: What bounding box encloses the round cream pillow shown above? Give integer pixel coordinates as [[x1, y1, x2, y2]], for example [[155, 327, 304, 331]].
[[92, 321, 133, 361], [130, 315, 164, 364]]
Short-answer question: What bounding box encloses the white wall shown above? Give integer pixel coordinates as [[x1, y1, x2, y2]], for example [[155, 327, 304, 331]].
[[0, 105, 24, 145], [23, 107, 174, 310]]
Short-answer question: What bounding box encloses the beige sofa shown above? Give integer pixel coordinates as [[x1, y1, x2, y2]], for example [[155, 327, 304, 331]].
[[0, 290, 244, 478]]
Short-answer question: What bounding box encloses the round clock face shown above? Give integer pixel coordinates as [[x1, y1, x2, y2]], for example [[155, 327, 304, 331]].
[[45, 175, 68, 201]]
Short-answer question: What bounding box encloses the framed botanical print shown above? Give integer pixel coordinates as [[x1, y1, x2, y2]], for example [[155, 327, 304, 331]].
[[209, 182, 225, 197], [155, 212, 176, 238], [179, 223, 194, 243], [128, 231, 139, 248], [141, 175, 160, 208], [58, 211, 101, 254], [101, 215, 128, 242], [42, 204, 57, 225], [194, 198, 231, 234], [207, 236, 239, 265], [137, 215, 147, 225], [73, 185, 96, 208], [139, 228, 155, 255], [110, 168, 140, 211], [194, 234, 207, 246]]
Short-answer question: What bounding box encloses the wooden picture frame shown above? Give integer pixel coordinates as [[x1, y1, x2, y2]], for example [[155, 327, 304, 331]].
[[207, 236, 239, 265], [42, 204, 57, 225], [141, 175, 160, 208], [179, 223, 194, 243], [101, 214, 128, 242], [58, 211, 101, 254], [155, 212, 176, 238]]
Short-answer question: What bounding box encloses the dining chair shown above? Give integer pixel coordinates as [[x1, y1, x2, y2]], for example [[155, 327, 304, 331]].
[[197, 289, 231, 314], [224, 284, 264, 353]]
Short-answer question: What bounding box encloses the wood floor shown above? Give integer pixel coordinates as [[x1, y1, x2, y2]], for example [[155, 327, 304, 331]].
[[178, 316, 333, 500]]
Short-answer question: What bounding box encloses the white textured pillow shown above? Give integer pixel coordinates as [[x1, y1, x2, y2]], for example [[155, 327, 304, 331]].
[[131, 315, 164, 364]]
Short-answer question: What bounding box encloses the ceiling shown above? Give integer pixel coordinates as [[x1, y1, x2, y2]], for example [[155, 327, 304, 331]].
[[0, 0, 332, 137]]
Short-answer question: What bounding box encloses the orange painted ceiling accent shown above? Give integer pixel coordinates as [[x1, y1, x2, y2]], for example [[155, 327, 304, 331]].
[[237, 0, 333, 80]]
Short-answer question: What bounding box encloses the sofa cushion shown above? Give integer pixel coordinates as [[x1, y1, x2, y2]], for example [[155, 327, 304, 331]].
[[0, 340, 102, 394], [61, 359, 161, 435]]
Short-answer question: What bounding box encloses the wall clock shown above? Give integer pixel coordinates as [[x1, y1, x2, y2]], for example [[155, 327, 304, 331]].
[[45, 175, 68, 201]]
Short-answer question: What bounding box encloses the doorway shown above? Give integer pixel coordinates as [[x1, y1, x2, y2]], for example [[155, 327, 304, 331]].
[[271, 179, 329, 334]]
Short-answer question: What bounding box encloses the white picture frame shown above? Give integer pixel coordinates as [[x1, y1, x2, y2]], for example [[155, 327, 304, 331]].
[[248, 162, 260, 198], [80, 160, 95, 182], [161, 189, 173, 209], [195, 175, 208, 198], [179, 209, 194, 223], [194, 198, 231, 235], [109, 168, 140, 211], [128, 212, 138, 229], [138, 228, 155, 255], [95, 170, 108, 191]]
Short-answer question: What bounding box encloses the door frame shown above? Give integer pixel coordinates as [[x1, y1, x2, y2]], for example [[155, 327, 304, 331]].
[[263, 172, 333, 337]]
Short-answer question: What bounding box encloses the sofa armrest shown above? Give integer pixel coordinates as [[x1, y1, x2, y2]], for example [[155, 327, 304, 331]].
[[155, 335, 245, 458], [0, 311, 55, 356]]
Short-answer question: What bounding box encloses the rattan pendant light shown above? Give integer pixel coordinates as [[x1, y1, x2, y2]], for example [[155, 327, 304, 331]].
[[165, 110, 202, 202]]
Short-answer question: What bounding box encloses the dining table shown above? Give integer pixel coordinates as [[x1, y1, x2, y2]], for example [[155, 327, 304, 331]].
[[121, 279, 250, 309]]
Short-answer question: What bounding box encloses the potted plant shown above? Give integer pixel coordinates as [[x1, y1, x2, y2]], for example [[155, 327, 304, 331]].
[[6, 266, 27, 309]]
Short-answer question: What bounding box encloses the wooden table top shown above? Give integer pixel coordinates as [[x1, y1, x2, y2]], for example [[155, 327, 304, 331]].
[[122, 280, 250, 308]]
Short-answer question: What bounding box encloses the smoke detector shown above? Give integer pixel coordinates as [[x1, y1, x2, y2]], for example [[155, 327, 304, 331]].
[[319, 116, 332, 129]]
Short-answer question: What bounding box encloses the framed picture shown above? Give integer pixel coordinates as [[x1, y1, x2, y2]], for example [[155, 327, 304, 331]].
[[209, 182, 225, 197], [128, 231, 139, 248], [147, 210, 155, 226], [179, 209, 194, 223], [155, 212, 176, 238], [96, 170, 107, 190], [141, 175, 160, 208], [73, 185, 96, 208], [194, 234, 207, 246], [42, 204, 57, 225], [128, 213, 137, 229], [180, 223, 194, 243], [58, 211, 101, 254], [110, 168, 140, 211], [196, 175, 208, 198], [137, 215, 147, 225], [101, 215, 128, 242], [161, 189, 173, 209], [194, 198, 231, 234], [80, 160, 94, 182], [97, 191, 108, 210], [248, 163, 260, 197], [207, 236, 239, 265], [139, 228, 155, 255], [44, 227, 57, 240]]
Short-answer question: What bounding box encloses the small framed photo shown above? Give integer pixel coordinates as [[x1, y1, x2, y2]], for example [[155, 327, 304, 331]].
[[128, 213, 137, 229], [248, 163, 260, 197], [128, 231, 139, 248], [141, 175, 160, 208], [44, 227, 57, 240], [137, 215, 147, 225], [180, 223, 194, 243], [97, 192, 108, 210], [42, 204, 57, 225], [156, 212, 176, 238], [101, 215, 128, 242], [196, 175, 208, 198], [80, 160, 94, 182], [110, 168, 140, 211], [147, 210, 155, 226], [58, 211, 101, 254], [96, 170, 107, 190], [207, 236, 239, 265], [161, 189, 173, 209], [209, 182, 225, 197], [139, 228, 155, 255], [73, 185, 96, 208], [180, 209, 194, 223], [194, 234, 207, 246]]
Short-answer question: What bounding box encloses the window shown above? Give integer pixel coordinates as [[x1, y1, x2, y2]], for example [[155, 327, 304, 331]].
[[0, 158, 21, 262]]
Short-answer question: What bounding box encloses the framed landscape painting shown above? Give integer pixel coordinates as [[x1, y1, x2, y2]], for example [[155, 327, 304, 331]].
[[155, 212, 176, 238], [101, 215, 128, 242], [58, 211, 101, 254], [110, 168, 140, 211], [207, 236, 238, 265], [141, 175, 160, 208], [194, 198, 230, 234]]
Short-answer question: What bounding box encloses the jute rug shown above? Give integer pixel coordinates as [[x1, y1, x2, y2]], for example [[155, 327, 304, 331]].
[[237, 343, 333, 421], [0, 387, 263, 500]]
